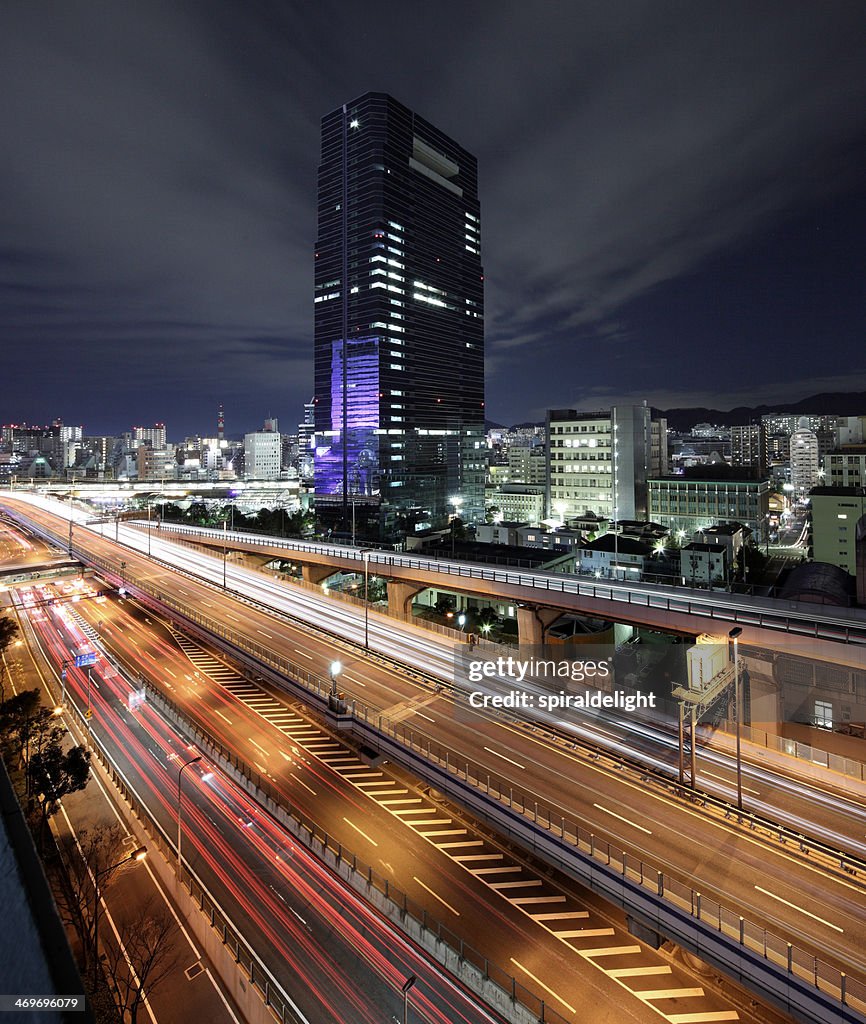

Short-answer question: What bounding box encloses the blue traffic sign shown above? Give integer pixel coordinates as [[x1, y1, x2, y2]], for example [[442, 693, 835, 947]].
[[74, 652, 97, 667]]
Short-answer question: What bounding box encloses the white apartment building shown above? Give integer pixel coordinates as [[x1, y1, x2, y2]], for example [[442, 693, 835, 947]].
[[244, 431, 282, 480], [546, 404, 667, 522]]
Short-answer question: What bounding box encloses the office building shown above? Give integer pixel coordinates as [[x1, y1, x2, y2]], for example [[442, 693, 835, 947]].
[[827, 446, 866, 488], [546, 404, 667, 523], [730, 424, 765, 473], [809, 486, 866, 574], [648, 470, 771, 540], [313, 93, 484, 537], [244, 431, 282, 481]]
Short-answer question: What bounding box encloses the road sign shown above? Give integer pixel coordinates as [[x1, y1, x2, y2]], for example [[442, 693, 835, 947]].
[[74, 652, 97, 668]]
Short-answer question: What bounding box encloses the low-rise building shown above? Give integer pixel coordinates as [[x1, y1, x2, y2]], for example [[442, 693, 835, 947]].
[[648, 469, 771, 542], [809, 486, 866, 574], [680, 541, 729, 587], [575, 534, 654, 580]]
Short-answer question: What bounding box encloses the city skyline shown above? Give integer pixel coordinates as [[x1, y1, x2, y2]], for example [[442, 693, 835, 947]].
[[3, 2, 866, 436]]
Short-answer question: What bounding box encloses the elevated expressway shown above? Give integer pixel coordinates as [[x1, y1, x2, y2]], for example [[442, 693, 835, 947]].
[[151, 520, 866, 670], [4, 493, 866, 1024]]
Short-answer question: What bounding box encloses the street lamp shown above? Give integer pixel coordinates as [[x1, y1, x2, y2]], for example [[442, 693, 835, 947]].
[[329, 660, 342, 697], [728, 627, 743, 811], [362, 551, 370, 650], [457, 613, 466, 633], [177, 755, 202, 872], [401, 975, 417, 1024], [222, 518, 228, 589], [93, 846, 146, 986]]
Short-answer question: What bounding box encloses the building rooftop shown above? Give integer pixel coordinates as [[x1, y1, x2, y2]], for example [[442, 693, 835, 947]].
[[809, 486, 866, 497], [582, 535, 653, 556]]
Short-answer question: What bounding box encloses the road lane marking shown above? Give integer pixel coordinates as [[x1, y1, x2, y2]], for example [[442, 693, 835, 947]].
[[413, 877, 460, 916], [250, 739, 270, 757], [415, 711, 435, 722], [256, 630, 273, 639], [294, 649, 313, 659], [343, 818, 378, 846], [453, 853, 503, 862], [607, 966, 672, 978], [164, 668, 176, 678], [226, 614, 239, 621], [532, 911, 589, 921], [703, 769, 760, 795], [593, 803, 652, 835], [214, 709, 233, 725], [483, 746, 526, 770], [404, 819, 451, 826], [666, 1013, 739, 1023], [378, 798, 423, 806], [636, 988, 707, 1001], [421, 830, 467, 838], [511, 896, 566, 905], [437, 841, 483, 849], [469, 866, 522, 875], [754, 885, 843, 933], [291, 774, 317, 796], [582, 945, 642, 957], [554, 928, 616, 939], [510, 959, 575, 1015]]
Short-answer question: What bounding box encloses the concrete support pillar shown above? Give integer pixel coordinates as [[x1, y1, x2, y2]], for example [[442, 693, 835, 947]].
[[387, 580, 425, 619], [302, 564, 335, 585], [515, 605, 563, 646]]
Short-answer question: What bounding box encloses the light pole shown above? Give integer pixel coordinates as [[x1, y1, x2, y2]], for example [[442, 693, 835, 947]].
[[729, 626, 743, 811], [147, 501, 152, 557], [177, 755, 202, 872], [362, 551, 370, 650], [222, 518, 228, 589], [401, 975, 417, 1024], [457, 613, 466, 637], [93, 846, 146, 987], [329, 660, 342, 698]]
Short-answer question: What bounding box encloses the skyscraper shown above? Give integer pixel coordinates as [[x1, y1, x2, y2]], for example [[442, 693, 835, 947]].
[[313, 93, 485, 538]]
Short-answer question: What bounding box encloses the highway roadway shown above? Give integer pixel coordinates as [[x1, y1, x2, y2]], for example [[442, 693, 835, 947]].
[[16, 572, 775, 1024], [4, 495, 865, 1014], [13, 578, 510, 1024]]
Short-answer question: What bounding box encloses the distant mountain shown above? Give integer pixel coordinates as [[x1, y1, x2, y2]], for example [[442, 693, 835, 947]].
[[657, 392, 866, 432]]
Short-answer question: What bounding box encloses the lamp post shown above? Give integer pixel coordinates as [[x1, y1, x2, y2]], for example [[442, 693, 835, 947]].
[[362, 551, 370, 650], [222, 518, 227, 589], [457, 613, 466, 637], [177, 755, 202, 872], [728, 626, 743, 811], [93, 846, 146, 987], [401, 975, 417, 1024], [147, 501, 152, 557], [329, 660, 342, 698]]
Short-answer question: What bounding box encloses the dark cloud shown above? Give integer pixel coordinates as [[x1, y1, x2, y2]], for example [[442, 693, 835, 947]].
[[2, 0, 866, 434]]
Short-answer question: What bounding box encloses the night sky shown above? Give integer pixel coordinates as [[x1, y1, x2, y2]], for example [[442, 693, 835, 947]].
[[3, 1, 866, 438]]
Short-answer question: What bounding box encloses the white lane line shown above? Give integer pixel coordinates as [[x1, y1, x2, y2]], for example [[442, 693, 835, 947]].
[[469, 867, 522, 876], [483, 746, 526, 770], [291, 774, 317, 796], [593, 803, 652, 835], [511, 896, 566, 905], [607, 966, 672, 979], [413, 877, 460, 916], [343, 817, 378, 847], [405, 819, 451, 826], [636, 988, 707, 1001], [378, 798, 423, 807], [703, 769, 760, 795], [532, 911, 589, 921], [250, 739, 270, 757], [754, 885, 844, 933], [256, 630, 273, 639], [554, 928, 615, 939], [214, 709, 233, 725], [164, 668, 176, 678], [437, 840, 483, 849], [582, 945, 642, 957], [294, 649, 313, 659], [665, 1013, 739, 1023], [226, 614, 239, 621], [415, 711, 435, 722], [510, 959, 575, 1015]]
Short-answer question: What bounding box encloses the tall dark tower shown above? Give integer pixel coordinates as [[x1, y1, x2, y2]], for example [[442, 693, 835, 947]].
[[217, 403, 225, 442], [313, 93, 485, 538]]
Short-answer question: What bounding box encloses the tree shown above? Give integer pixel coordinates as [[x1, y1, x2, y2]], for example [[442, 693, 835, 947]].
[[0, 615, 19, 706], [102, 898, 181, 1024], [54, 824, 127, 975], [28, 740, 91, 829], [0, 688, 54, 770]]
